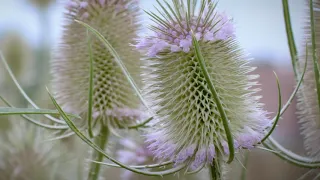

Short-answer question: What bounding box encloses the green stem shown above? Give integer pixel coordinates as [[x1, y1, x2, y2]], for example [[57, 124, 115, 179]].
[[87, 126, 109, 180], [210, 160, 222, 180], [282, 0, 298, 77], [263, 140, 320, 168]]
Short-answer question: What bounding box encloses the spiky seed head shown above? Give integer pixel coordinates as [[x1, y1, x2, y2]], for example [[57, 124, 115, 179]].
[[0, 121, 71, 179], [52, 0, 143, 130], [137, 0, 270, 169], [297, 0, 320, 159]]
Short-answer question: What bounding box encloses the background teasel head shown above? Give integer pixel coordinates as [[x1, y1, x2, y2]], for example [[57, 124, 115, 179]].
[[51, 0, 144, 131], [137, 0, 270, 170], [0, 121, 73, 180], [28, 0, 54, 9], [296, 0, 320, 159], [116, 135, 154, 180]]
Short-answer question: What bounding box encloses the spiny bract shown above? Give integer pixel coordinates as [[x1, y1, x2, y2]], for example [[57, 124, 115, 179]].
[[0, 121, 70, 180], [52, 0, 143, 130], [297, 0, 320, 159], [137, 0, 270, 169]]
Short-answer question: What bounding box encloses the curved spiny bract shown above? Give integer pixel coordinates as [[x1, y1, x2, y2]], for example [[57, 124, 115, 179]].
[[137, 0, 270, 170], [52, 0, 143, 131], [297, 0, 320, 159]]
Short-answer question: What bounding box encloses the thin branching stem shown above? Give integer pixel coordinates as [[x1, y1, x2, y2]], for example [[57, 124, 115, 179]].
[[87, 160, 173, 169], [47, 88, 188, 176], [0, 52, 66, 124]]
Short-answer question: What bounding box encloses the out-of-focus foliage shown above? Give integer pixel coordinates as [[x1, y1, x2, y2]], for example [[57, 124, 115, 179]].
[[28, 0, 54, 9], [0, 120, 76, 180]]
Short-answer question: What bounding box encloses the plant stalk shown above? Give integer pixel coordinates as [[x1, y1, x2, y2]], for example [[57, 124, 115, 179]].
[[87, 125, 109, 180], [210, 159, 222, 180]]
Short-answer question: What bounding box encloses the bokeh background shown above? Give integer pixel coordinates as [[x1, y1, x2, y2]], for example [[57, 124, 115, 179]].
[[0, 0, 313, 179]]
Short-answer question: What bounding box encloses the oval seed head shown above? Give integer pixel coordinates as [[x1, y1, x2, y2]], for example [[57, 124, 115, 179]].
[[137, 0, 270, 169], [0, 121, 71, 179], [297, 0, 320, 159], [52, 0, 144, 130]]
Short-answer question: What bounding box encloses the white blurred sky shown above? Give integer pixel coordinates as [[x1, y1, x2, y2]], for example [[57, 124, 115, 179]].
[[0, 0, 305, 64]]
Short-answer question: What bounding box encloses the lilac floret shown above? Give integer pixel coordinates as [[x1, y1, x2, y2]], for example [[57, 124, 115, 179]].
[[136, 12, 235, 57]]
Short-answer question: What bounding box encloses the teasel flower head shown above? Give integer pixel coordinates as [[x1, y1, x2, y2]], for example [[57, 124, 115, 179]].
[[137, 0, 270, 169], [52, 0, 144, 131], [0, 121, 70, 179], [296, 0, 320, 159]]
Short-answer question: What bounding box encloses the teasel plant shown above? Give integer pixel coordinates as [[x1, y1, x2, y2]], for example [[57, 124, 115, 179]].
[[51, 0, 154, 179], [276, 0, 320, 179], [0, 0, 319, 180]]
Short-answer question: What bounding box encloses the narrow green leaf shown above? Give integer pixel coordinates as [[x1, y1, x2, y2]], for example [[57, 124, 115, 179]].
[[0, 107, 79, 118], [126, 117, 153, 129], [262, 45, 320, 167], [75, 20, 153, 116], [263, 141, 320, 168], [255, 146, 281, 154], [87, 160, 172, 169], [0, 52, 66, 124], [47, 88, 186, 176], [44, 131, 76, 142], [272, 47, 308, 120], [261, 72, 281, 142], [192, 34, 234, 163], [0, 96, 69, 130], [282, 0, 298, 76]]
